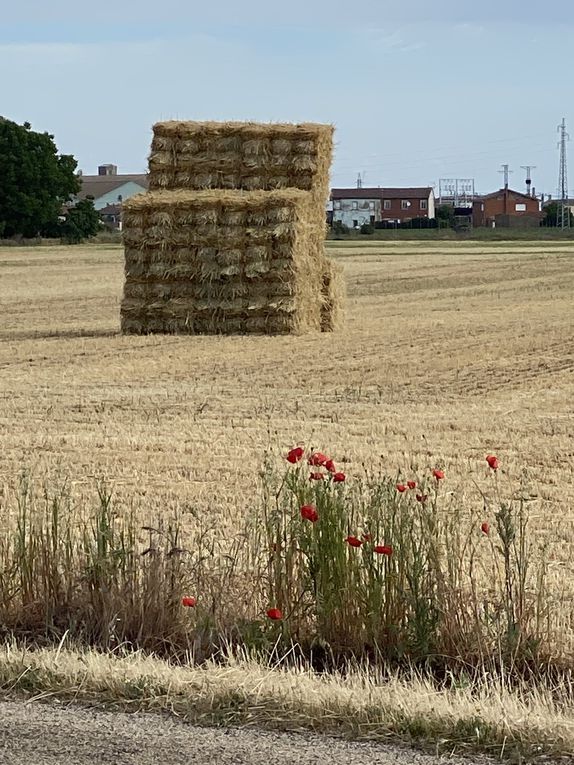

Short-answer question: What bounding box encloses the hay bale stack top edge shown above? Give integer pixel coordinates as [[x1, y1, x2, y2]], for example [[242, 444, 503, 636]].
[[123, 188, 314, 212], [152, 121, 334, 139]]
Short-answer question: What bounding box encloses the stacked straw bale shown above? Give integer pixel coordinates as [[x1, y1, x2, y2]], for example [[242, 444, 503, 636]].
[[121, 120, 342, 335]]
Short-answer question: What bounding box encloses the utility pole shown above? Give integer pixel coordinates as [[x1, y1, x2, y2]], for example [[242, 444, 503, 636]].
[[499, 164, 512, 189], [520, 165, 536, 197], [557, 118, 570, 228]]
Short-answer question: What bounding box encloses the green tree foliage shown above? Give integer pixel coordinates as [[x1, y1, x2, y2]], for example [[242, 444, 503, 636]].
[[542, 201, 574, 227], [60, 198, 102, 243], [0, 117, 80, 237], [435, 204, 456, 228]]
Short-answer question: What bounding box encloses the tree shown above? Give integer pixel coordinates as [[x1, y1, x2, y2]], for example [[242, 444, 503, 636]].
[[435, 204, 456, 228], [0, 117, 80, 237], [542, 201, 574, 227], [60, 197, 102, 243]]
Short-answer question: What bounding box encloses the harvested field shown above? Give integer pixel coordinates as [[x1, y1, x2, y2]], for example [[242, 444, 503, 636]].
[[1, 241, 573, 508], [1, 240, 573, 651]]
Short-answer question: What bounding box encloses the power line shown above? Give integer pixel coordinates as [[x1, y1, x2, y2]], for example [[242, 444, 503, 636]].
[[557, 118, 570, 228]]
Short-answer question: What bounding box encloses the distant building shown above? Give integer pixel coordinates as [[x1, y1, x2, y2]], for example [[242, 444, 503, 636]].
[[472, 188, 542, 228], [99, 203, 122, 230], [76, 164, 148, 210], [331, 187, 435, 228]]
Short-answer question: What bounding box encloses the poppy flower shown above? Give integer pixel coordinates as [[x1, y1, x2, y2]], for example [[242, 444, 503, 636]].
[[486, 455, 499, 471], [433, 469, 445, 481], [396, 484, 407, 493], [286, 446, 304, 464], [374, 545, 393, 556], [481, 522, 490, 535], [300, 504, 319, 523], [181, 596, 196, 608], [407, 481, 417, 490], [266, 608, 283, 621], [325, 459, 336, 473], [309, 472, 325, 481], [362, 533, 372, 542], [333, 472, 346, 483], [346, 535, 363, 548], [416, 494, 428, 504], [309, 452, 329, 467]]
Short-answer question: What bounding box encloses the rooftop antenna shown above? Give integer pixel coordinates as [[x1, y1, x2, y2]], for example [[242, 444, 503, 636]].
[[356, 172, 363, 189], [520, 165, 536, 197]]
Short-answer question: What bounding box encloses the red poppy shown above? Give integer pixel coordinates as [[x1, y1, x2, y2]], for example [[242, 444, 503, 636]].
[[346, 535, 363, 548], [433, 469, 445, 481], [486, 455, 499, 471], [362, 533, 372, 542], [407, 481, 417, 490], [286, 446, 304, 464], [266, 608, 283, 621], [325, 458, 336, 473], [396, 484, 407, 493], [309, 472, 325, 481], [481, 522, 490, 535], [181, 596, 196, 608], [374, 545, 393, 556], [333, 472, 346, 483], [300, 504, 319, 523], [416, 494, 428, 504], [309, 452, 329, 467]]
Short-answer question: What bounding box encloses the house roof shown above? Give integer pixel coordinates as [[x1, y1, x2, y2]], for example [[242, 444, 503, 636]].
[[78, 174, 148, 201], [477, 188, 537, 202], [99, 203, 122, 215], [331, 187, 433, 200]]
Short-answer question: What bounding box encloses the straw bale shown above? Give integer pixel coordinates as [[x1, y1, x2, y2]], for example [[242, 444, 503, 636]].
[[320, 259, 346, 333], [121, 189, 325, 335], [148, 121, 333, 211]]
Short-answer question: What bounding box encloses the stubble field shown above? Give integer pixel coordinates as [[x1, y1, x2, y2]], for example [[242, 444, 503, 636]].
[[1, 240, 573, 518]]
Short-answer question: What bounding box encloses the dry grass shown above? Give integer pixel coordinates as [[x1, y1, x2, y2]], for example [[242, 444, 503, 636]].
[[0, 240, 573, 641], [1, 643, 573, 762]]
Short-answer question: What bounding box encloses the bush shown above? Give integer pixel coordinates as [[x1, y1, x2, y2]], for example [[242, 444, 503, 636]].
[[360, 223, 375, 235], [332, 220, 350, 235]]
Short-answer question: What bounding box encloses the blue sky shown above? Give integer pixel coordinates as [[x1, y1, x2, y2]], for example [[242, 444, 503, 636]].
[[2, 1, 573, 196]]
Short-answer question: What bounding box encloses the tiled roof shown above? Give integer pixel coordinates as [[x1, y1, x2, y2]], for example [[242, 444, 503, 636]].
[[78, 174, 148, 201], [331, 187, 433, 200]]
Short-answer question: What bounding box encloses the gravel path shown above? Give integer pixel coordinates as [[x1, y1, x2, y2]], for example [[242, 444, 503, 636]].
[[0, 699, 493, 765]]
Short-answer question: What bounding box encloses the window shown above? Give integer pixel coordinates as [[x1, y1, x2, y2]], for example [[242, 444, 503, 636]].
[[401, 200, 411, 210], [515, 203, 527, 212], [352, 201, 358, 210], [383, 200, 391, 210], [420, 199, 428, 210], [353, 219, 359, 228], [333, 200, 341, 210]]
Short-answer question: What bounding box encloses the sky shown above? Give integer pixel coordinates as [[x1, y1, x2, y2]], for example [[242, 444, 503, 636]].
[[2, 1, 573, 197]]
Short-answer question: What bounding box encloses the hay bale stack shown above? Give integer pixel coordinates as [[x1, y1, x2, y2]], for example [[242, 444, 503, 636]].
[[121, 119, 343, 335], [121, 189, 326, 335], [321, 259, 345, 332], [148, 121, 333, 216]]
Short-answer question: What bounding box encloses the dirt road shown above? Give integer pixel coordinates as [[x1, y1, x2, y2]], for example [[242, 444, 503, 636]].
[[0, 700, 492, 765]]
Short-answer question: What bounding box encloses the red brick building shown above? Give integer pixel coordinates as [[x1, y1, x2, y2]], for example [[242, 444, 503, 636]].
[[472, 187, 541, 228], [331, 187, 435, 227]]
